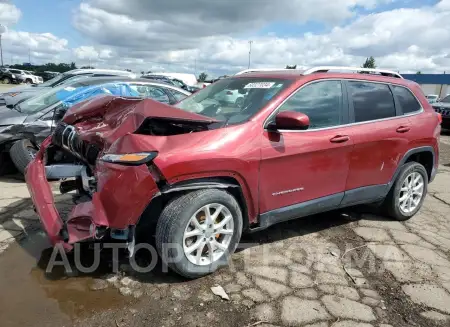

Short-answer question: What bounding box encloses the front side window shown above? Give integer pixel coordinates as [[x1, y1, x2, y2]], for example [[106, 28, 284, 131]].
[[175, 77, 292, 126], [278, 80, 343, 129], [392, 86, 421, 114], [348, 81, 396, 122]]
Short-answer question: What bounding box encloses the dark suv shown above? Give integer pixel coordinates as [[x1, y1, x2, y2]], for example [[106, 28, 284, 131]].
[[432, 94, 450, 129], [26, 66, 441, 278]]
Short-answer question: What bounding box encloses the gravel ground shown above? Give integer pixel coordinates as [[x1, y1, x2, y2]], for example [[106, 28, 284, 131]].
[[0, 106, 450, 326]]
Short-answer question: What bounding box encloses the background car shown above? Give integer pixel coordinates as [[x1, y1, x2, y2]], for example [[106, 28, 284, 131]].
[[426, 94, 439, 103], [6, 69, 43, 84], [214, 88, 247, 107], [0, 77, 190, 174], [432, 94, 450, 129], [35, 71, 60, 82], [141, 74, 201, 93], [0, 68, 137, 108], [0, 68, 23, 85]]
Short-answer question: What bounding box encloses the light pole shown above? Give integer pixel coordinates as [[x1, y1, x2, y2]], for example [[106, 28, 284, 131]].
[[0, 24, 7, 67], [248, 40, 253, 69]]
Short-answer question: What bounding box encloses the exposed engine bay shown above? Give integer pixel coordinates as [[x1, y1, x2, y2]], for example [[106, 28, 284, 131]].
[[41, 96, 218, 199]]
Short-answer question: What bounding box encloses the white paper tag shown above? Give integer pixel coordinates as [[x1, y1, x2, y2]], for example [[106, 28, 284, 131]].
[[244, 82, 275, 89], [64, 86, 76, 91]]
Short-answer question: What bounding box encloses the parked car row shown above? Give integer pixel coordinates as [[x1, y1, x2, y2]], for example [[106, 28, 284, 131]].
[[0, 70, 190, 175], [0, 68, 43, 85]]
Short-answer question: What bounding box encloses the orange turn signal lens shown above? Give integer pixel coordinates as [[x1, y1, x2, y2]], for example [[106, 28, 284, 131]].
[[100, 152, 158, 165]]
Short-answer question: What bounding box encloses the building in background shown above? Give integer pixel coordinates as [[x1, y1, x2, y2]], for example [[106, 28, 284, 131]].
[[403, 74, 450, 98]]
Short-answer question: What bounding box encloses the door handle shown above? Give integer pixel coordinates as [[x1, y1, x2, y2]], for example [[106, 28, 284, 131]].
[[330, 135, 350, 143], [396, 126, 411, 133]]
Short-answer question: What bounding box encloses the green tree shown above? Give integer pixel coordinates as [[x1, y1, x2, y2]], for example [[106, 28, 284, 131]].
[[285, 65, 297, 69], [198, 72, 208, 82], [362, 56, 376, 69], [416, 71, 422, 74]]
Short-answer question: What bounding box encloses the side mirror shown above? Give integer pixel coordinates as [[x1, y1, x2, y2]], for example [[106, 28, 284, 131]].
[[268, 111, 310, 130], [54, 104, 69, 121]]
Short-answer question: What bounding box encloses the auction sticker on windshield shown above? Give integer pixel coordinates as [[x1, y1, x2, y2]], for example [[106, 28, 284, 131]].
[[244, 82, 275, 89]]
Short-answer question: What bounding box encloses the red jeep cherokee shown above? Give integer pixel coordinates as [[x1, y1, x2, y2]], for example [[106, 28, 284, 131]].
[[26, 67, 440, 278]]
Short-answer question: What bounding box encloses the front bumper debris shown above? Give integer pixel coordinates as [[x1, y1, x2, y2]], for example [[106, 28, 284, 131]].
[[25, 137, 160, 249]]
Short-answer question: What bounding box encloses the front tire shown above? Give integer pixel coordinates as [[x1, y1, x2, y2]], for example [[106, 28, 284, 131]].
[[9, 139, 38, 175], [2, 77, 11, 84], [384, 162, 428, 221], [155, 189, 243, 278]]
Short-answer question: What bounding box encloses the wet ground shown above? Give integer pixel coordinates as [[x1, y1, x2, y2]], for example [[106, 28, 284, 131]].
[[0, 133, 449, 327]]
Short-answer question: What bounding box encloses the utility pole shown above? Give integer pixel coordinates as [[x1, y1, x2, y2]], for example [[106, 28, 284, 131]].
[[28, 47, 31, 64], [248, 40, 253, 69], [194, 58, 197, 76], [0, 34, 3, 67]]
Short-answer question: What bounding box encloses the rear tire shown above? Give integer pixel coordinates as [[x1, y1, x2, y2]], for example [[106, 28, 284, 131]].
[[155, 189, 243, 278], [9, 139, 38, 175], [383, 162, 428, 221]]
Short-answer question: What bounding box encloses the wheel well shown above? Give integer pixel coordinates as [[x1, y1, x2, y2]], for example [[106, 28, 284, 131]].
[[137, 177, 250, 235], [404, 151, 433, 180]]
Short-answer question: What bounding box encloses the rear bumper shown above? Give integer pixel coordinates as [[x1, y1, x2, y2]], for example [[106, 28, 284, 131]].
[[25, 137, 160, 249]]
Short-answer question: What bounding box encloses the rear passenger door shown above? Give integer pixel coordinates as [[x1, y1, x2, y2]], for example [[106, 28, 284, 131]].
[[343, 80, 413, 202]]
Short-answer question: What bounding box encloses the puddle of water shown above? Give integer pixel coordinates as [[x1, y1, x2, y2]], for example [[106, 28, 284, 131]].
[[0, 232, 129, 327]]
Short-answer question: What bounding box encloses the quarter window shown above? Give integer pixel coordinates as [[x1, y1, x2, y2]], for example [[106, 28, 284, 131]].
[[392, 86, 421, 114], [348, 81, 396, 123], [278, 80, 343, 129]]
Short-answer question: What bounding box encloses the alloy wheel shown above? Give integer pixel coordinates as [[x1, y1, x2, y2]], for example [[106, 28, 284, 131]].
[[398, 171, 424, 214], [183, 203, 234, 266]]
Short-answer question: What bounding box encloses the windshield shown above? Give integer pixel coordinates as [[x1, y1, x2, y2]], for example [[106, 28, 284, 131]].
[[441, 95, 450, 103], [17, 82, 140, 114], [175, 77, 292, 125]]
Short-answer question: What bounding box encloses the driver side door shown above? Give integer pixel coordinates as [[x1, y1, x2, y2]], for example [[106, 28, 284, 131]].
[[259, 80, 353, 219]]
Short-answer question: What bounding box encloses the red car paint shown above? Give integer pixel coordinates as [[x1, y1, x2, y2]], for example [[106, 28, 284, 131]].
[[25, 72, 440, 248]]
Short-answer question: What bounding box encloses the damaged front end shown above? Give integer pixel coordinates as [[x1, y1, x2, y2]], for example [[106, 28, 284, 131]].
[[25, 96, 217, 251]]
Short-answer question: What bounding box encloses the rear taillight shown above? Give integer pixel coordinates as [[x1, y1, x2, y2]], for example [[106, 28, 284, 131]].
[[226, 91, 233, 95], [437, 113, 442, 124]]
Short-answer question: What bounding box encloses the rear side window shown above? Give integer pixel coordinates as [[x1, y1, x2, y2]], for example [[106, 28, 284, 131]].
[[348, 81, 396, 122], [392, 86, 421, 114]]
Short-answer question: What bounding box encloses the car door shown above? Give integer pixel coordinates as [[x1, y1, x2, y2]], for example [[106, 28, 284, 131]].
[[259, 80, 353, 216], [342, 80, 413, 203]]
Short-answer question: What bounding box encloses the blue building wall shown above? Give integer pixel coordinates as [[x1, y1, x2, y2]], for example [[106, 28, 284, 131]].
[[402, 74, 450, 85]]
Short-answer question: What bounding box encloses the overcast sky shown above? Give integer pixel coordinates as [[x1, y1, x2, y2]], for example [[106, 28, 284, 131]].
[[1, 0, 450, 77]]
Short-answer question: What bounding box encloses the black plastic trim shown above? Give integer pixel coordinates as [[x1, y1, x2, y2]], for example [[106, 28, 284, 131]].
[[253, 192, 344, 232], [340, 184, 388, 206]]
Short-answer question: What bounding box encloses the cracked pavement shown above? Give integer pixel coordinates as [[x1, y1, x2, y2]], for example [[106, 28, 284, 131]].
[[0, 134, 450, 327]]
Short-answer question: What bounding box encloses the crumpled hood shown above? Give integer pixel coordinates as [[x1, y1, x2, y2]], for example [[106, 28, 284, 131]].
[[62, 95, 218, 149], [0, 106, 27, 125]]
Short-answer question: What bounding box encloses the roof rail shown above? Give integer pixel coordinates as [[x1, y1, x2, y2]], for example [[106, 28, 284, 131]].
[[303, 66, 403, 79], [235, 68, 293, 75]]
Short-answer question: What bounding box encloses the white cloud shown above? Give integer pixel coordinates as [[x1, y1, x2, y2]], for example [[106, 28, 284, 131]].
[[1, 30, 69, 64], [0, 2, 21, 25], [68, 0, 450, 75]]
